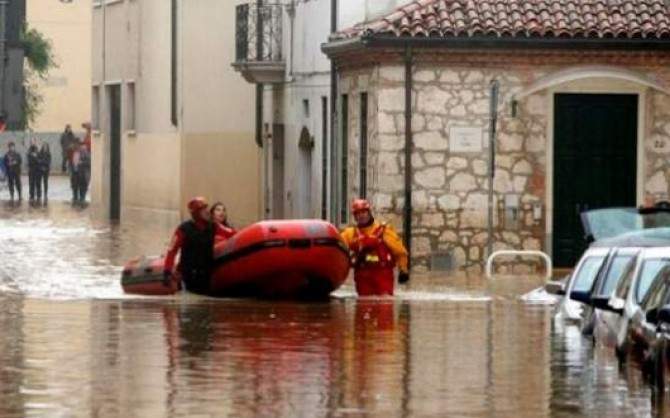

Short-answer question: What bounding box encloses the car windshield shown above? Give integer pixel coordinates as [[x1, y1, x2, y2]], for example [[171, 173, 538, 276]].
[[582, 208, 670, 241], [572, 256, 606, 293], [599, 254, 635, 296], [635, 259, 670, 303]]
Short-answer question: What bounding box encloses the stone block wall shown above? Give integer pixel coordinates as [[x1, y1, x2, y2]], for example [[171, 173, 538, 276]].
[[337, 51, 670, 274]]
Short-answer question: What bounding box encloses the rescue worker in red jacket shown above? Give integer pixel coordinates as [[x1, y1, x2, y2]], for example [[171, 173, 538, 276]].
[[163, 197, 226, 294], [340, 199, 410, 296]]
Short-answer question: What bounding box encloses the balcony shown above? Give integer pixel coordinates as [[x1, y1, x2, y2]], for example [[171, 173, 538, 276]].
[[232, 3, 285, 84]]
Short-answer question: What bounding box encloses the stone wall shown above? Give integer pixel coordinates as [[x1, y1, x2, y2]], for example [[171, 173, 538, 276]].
[[337, 52, 670, 274], [645, 90, 670, 202]]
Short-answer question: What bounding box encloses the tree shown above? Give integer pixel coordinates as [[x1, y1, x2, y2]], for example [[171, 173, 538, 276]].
[[20, 25, 57, 130]]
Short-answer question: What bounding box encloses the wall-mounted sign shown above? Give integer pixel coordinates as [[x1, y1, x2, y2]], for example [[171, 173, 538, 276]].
[[449, 126, 483, 153]]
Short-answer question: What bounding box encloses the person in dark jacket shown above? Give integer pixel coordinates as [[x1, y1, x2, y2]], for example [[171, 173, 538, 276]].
[[71, 141, 91, 204], [38, 143, 51, 203], [60, 125, 75, 173], [27, 144, 41, 202], [3, 142, 22, 201], [164, 197, 215, 294]]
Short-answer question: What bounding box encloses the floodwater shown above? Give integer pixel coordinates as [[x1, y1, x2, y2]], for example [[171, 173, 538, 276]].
[[0, 179, 668, 417]]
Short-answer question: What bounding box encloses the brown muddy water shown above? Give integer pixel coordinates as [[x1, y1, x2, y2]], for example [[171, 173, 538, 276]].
[[0, 190, 668, 417]]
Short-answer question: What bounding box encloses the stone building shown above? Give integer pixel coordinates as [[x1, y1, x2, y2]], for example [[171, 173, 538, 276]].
[[324, 0, 670, 273]]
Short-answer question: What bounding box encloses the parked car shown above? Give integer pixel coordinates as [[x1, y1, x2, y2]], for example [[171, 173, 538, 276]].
[[628, 265, 670, 387], [642, 300, 670, 388], [546, 207, 670, 327], [595, 245, 670, 361], [570, 247, 640, 335]]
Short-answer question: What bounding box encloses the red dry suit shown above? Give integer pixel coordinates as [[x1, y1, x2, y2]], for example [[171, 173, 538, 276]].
[[341, 222, 407, 296]]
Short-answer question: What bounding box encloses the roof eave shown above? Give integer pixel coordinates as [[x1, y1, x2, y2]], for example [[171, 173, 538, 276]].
[[322, 34, 670, 59], [321, 36, 367, 57]]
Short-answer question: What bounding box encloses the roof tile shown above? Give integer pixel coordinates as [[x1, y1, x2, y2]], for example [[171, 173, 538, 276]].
[[335, 0, 670, 40]]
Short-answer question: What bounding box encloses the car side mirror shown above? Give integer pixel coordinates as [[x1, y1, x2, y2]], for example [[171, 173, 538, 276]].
[[591, 295, 611, 310], [570, 290, 592, 305], [609, 297, 625, 315], [545, 281, 566, 296], [658, 305, 670, 325], [646, 308, 659, 324]]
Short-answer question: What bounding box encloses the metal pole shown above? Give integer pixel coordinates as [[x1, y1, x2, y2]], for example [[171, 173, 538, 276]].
[[403, 46, 413, 269], [487, 80, 500, 258], [329, 0, 337, 222], [0, 0, 7, 119]]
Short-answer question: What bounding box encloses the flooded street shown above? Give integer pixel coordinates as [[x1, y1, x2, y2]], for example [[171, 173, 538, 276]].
[[0, 179, 667, 417]]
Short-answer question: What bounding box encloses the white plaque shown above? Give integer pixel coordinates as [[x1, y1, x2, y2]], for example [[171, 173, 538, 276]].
[[449, 126, 483, 153]]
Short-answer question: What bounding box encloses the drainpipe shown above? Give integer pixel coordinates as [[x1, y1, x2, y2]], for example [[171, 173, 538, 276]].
[[328, 0, 337, 221], [403, 46, 413, 270], [487, 80, 500, 258], [0, 0, 6, 120], [255, 0, 264, 147]]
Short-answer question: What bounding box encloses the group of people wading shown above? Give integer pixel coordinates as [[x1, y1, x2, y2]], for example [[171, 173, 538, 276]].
[[163, 197, 409, 296]]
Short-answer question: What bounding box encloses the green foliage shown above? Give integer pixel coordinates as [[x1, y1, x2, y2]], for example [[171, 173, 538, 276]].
[[22, 25, 56, 78], [20, 25, 57, 129]]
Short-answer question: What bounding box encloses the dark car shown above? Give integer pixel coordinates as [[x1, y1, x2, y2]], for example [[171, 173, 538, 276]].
[[628, 266, 670, 387]]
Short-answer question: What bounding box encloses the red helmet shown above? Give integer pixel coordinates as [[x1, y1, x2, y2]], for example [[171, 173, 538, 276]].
[[351, 198, 371, 214], [187, 197, 208, 214]]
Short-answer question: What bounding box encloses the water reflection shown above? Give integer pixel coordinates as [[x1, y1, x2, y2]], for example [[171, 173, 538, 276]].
[[1, 199, 670, 416], [3, 293, 665, 417]]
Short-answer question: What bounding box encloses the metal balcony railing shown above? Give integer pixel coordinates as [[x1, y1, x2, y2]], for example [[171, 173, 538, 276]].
[[235, 3, 283, 64]]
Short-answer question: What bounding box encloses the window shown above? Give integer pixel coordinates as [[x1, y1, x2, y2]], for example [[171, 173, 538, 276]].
[[571, 256, 606, 293], [340, 94, 348, 224], [92, 86, 100, 130], [359, 92, 368, 199], [641, 268, 670, 312], [635, 259, 670, 303], [599, 255, 635, 296], [321, 96, 328, 220], [126, 82, 136, 131], [615, 258, 638, 299], [303, 99, 310, 119]]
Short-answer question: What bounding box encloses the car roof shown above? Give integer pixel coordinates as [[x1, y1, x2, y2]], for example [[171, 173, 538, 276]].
[[640, 247, 670, 259], [591, 227, 670, 248], [583, 247, 611, 257]]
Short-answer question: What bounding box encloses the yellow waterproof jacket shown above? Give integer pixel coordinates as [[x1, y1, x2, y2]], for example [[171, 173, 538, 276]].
[[340, 221, 409, 273]]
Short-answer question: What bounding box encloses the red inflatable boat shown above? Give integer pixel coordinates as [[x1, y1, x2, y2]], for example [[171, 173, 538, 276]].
[[121, 220, 351, 300]]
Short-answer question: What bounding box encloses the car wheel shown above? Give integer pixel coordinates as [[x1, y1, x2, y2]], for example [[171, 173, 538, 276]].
[[654, 342, 666, 391]]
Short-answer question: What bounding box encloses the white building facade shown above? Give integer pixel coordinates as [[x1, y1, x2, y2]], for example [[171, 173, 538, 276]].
[[234, 0, 405, 223]]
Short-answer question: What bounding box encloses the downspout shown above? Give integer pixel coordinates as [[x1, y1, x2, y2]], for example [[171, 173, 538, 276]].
[[0, 0, 6, 120], [487, 80, 500, 258], [403, 46, 413, 270], [254, 0, 264, 147], [328, 0, 337, 221]]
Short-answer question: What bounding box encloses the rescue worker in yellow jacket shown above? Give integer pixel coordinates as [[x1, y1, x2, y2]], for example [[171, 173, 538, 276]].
[[340, 199, 409, 296]]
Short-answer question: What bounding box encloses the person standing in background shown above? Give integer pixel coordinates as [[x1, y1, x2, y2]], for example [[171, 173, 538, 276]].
[[60, 125, 75, 173], [3, 142, 22, 202], [27, 143, 41, 203], [38, 142, 51, 203]]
